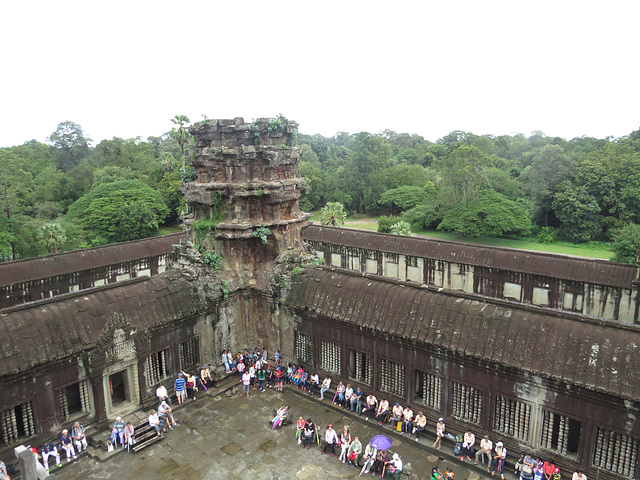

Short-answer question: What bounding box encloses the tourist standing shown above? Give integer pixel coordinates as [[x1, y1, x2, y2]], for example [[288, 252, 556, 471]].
[[174, 373, 186, 405], [242, 370, 251, 397]]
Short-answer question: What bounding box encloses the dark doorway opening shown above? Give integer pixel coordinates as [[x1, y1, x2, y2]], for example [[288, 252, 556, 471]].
[[65, 383, 83, 415], [110, 370, 127, 404]]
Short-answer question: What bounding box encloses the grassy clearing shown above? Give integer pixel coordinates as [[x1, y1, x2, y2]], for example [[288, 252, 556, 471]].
[[308, 211, 613, 260], [412, 228, 612, 259], [159, 223, 183, 235]]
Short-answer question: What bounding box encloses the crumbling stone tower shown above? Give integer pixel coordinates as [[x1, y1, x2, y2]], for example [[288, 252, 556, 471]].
[[182, 117, 310, 285]]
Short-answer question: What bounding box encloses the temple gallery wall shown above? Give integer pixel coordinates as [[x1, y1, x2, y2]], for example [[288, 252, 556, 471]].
[[0, 118, 638, 480]]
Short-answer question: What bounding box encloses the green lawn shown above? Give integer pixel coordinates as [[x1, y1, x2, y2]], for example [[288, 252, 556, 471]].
[[159, 223, 184, 235], [309, 211, 613, 260], [411, 228, 612, 259]]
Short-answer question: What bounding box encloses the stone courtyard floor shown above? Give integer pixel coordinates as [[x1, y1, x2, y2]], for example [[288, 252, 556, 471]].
[[57, 386, 497, 480]]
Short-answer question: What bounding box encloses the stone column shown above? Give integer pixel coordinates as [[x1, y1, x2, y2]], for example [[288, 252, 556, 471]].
[[15, 445, 56, 480], [183, 117, 310, 286]]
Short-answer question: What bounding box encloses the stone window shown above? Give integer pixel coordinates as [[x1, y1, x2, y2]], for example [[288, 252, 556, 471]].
[[451, 382, 484, 424], [493, 395, 531, 441], [540, 409, 582, 458], [320, 339, 341, 374], [415, 370, 442, 411], [503, 282, 522, 301], [532, 286, 550, 306], [379, 359, 405, 398], [295, 331, 314, 365], [592, 427, 638, 478], [144, 348, 171, 386], [58, 380, 91, 421], [178, 337, 200, 371], [406, 256, 418, 268], [563, 291, 584, 312], [1, 401, 35, 445], [349, 349, 372, 386]]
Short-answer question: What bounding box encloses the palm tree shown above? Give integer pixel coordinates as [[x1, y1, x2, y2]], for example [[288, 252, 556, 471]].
[[171, 115, 191, 214], [39, 223, 67, 254], [170, 115, 191, 171], [320, 202, 347, 227]]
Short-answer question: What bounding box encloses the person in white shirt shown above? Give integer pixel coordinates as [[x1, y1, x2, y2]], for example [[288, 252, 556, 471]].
[[71, 422, 88, 452], [320, 377, 331, 400], [148, 409, 164, 436], [156, 384, 170, 406], [402, 407, 414, 435], [572, 471, 587, 480], [363, 394, 378, 420], [491, 441, 507, 480], [461, 429, 476, 462], [322, 424, 339, 456], [385, 453, 403, 480], [475, 435, 493, 467], [308, 373, 319, 395]]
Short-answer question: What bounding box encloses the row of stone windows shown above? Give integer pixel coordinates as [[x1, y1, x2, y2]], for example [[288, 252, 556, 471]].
[[318, 247, 587, 312], [1, 337, 201, 447], [1, 378, 94, 446], [144, 338, 200, 388], [297, 334, 638, 477]]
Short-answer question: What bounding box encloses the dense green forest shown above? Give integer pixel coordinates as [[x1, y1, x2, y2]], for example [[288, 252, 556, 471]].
[[2, 118, 640, 264]]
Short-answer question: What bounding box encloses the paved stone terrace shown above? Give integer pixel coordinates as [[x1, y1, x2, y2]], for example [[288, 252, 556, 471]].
[[56, 386, 502, 480]]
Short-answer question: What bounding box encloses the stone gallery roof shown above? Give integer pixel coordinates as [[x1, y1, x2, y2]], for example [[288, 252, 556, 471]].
[[286, 267, 640, 401], [303, 225, 638, 289], [0, 233, 184, 288], [0, 272, 204, 377]]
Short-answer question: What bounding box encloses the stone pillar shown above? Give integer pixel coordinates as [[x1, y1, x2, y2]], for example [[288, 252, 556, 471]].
[[183, 117, 310, 286], [15, 445, 56, 480]]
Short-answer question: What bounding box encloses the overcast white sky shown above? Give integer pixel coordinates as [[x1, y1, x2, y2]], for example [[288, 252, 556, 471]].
[[1, 0, 638, 148]]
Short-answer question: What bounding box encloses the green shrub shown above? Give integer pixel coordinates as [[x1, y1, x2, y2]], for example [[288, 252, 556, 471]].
[[378, 215, 399, 233], [202, 251, 222, 270]]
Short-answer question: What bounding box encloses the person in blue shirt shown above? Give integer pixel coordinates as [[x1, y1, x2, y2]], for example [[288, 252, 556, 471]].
[[60, 429, 77, 462], [174, 372, 186, 405]]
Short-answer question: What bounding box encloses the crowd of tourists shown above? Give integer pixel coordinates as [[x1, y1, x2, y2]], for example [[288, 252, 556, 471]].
[[285, 370, 588, 480], [292, 417, 405, 479], [9, 347, 588, 480], [22, 420, 90, 475]]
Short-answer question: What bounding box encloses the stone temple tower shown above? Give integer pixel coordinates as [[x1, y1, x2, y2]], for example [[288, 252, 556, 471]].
[[182, 117, 310, 285]]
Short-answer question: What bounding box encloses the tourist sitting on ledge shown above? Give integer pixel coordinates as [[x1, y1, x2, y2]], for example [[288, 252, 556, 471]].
[[158, 400, 179, 431], [271, 404, 290, 429], [124, 422, 135, 449], [112, 416, 126, 446], [60, 429, 77, 463], [200, 364, 215, 390], [71, 421, 88, 453], [180, 370, 199, 401], [41, 441, 62, 471], [301, 418, 316, 449], [148, 409, 165, 436]]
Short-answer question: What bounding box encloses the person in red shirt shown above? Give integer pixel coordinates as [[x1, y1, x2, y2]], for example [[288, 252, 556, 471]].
[[542, 459, 558, 480]]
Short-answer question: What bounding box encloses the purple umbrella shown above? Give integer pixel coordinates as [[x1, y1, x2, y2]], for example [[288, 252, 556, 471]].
[[370, 434, 392, 450]]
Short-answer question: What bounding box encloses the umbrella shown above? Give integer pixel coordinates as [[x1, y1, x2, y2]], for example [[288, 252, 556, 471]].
[[370, 434, 392, 450]]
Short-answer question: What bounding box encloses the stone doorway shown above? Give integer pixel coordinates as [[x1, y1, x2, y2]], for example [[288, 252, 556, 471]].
[[102, 362, 140, 418], [109, 370, 128, 405]]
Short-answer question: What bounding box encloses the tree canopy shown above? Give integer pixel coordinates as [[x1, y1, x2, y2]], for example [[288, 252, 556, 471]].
[[3, 119, 640, 262], [67, 179, 169, 245]]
